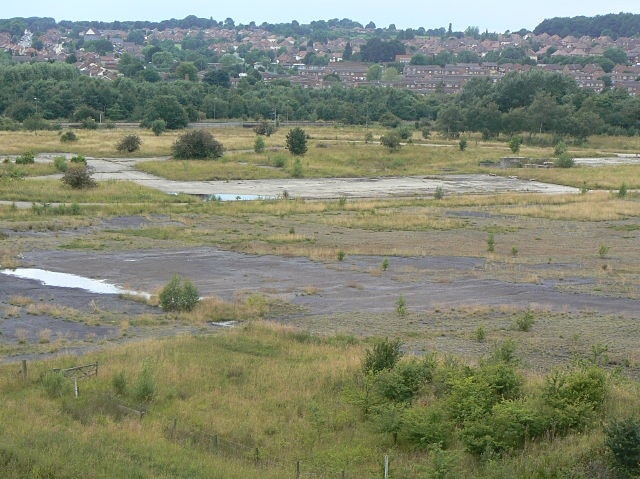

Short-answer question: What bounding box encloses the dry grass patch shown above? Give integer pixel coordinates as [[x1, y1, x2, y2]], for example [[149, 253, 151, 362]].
[[499, 193, 640, 221], [321, 207, 466, 231], [9, 295, 33, 306]]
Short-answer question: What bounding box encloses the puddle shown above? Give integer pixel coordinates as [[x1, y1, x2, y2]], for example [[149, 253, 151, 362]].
[[1, 268, 150, 299], [201, 194, 276, 201]]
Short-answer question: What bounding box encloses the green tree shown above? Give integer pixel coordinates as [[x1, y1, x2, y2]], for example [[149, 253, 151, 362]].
[[285, 127, 308, 156], [174, 62, 199, 81], [145, 95, 189, 130]]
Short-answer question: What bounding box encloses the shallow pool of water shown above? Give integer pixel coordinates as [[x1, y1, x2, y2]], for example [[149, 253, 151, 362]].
[[1, 268, 150, 299]]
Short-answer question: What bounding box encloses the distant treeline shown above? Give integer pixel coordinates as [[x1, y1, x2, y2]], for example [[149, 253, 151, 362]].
[[2, 13, 639, 40], [534, 12, 640, 38], [1, 62, 639, 139]]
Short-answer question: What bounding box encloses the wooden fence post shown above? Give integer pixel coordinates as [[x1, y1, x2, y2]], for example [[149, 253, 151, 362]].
[[171, 418, 177, 439], [254, 447, 259, 465], [21, 360, 27, 380], [295, 460, 300, 479], [384, 455, 389, 479]]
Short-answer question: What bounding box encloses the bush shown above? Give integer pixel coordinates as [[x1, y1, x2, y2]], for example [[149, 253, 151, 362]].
[[554, 154, 575, 168], [401, 405, 452, 449], [15, 151, 35, 165], [53, 156, 68, 172], [150, 119, 166, 136], [380, 131, 401, 151], [116, 134, 142, 153], [363, 337, 403, 373], [61, 165, 96, 189], [70, 155, 86, 165], [291, 157, 304, 178], [459, 137, 468, 151], [254, 136, 266, 153], [254, 120, 277, 136], [515, 309, 535, 331], [606, 417, 640, 473], [60, 131, 78, 143], [132, 365, 156, 403], [508, 136, 522, 153], [172, 130, 224, 159], [159, 275, 200, 312]]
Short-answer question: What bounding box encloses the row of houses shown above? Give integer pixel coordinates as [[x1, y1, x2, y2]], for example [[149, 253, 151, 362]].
[[3, 25, 640, 95], [287, 61, 640, 95]]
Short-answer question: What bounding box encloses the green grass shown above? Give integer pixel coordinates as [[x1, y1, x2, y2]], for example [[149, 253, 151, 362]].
[[0, 321, 635, 478]]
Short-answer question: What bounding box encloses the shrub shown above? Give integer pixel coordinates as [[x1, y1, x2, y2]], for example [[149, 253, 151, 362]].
[[60, 131, 78, 143], [618, 183, 628, 198], [515, 308, 535, 331], [459, 137, 468, 151], [554, 140, 568, 157], [606, 417, 640, 473], [380, 131, 401, 151], [364, 131, 374, 143], [381, 258, 389, 271], [132, 365, 156, 403], [116, 134, 142, 153], [150, 119, 166, 136], [61, 165, 96, 189], [554, 154, 575, 168], [434, 186, 444, 200], [254, 136, 266, 153], [397, 126, 413, 140], [291, 157, 304, 178], [254, 120, 277, 136], [487, 232, 495, 252], [272, 154, 286, 168], [401, 405, 452, 449], [15, 151, 35, 165], [53, 156, 68, 172], [159, 275, 200, 312], [508, 136, 522, 153], [363, 337, 403, 373], [542, 365, 608, 433], [172, 130, 224, 159], [81, 118, 98, 130], [70, 155, 86, 165]]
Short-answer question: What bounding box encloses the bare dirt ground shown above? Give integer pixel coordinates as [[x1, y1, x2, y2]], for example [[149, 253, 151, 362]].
[[1, 155, 639, 372]]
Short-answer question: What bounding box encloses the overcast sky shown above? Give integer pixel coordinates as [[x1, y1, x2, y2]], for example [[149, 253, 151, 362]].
[[3, 1, 639, 33]]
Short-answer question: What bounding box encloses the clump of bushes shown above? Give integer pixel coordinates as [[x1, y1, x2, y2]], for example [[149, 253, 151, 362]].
[[15, 151, 35, 164], [60, 131, 78, 143], [116, 134, 142, 153], [159, 275, 200, 312], [61, 165, 96, 189], [171, 130, 224, 159]]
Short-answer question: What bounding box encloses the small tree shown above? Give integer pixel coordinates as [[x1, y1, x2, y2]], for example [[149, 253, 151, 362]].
[[254, 136, 266, 153], [116, 134, 142, 153], [172, 130, 224, 159], [285, 127, 308, 156], [459, 137, 468, 151], [151, 119, 166, 136], [61, 165, 96, 189], [508, 136, 522, 153], [363, 338, 403, 373], [606, 417, 640, 474], [159, 275, 200, 312], [380, 131, 401, 151]]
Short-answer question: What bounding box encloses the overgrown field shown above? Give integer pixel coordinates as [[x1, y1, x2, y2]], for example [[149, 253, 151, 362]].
[[2, 322, 640, 478], [1, 127, 640, 477]]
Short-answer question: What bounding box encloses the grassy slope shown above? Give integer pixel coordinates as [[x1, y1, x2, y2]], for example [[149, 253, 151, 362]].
[[0, 322, 636, 478]]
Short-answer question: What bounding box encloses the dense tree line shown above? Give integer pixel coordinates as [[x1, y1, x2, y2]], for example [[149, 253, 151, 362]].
[[0, 61, 639, 138], [534, 12, 640, 38]]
